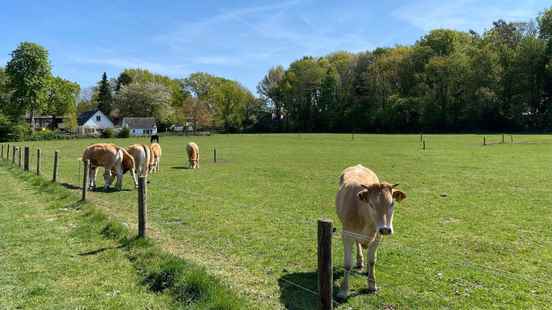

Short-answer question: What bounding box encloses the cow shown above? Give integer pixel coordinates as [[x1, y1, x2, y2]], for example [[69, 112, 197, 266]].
[[148, 143, 162, 173], [82, 143, 137, 191], [186, 142, 199, 169], [335, 164, 406, 300], [150, 134, 160, 143], [127, 144, 151, 179]]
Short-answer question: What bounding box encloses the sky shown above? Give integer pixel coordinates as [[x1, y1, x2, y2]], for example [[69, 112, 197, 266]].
[[1, 0, 550, 94]]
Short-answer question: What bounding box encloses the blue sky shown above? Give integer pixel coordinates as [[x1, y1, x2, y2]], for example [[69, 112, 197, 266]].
[[1, 0, 550, 94]]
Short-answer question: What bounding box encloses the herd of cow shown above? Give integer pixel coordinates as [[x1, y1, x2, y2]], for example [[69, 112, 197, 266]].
[[78, 138, 406, 299], [80, 141, 199, 191]]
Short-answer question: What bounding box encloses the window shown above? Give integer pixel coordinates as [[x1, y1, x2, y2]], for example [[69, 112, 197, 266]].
[[96, 115, 101, 121]]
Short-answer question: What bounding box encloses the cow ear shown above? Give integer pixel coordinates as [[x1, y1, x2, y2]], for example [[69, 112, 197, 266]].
[[357, 189, 369, 201], [392, 189, 406, 202]]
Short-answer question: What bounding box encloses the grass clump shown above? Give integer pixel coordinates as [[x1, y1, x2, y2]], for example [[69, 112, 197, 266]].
[[100, 220, 129, 241]]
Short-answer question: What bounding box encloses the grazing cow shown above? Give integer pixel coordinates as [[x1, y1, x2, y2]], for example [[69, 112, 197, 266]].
[[335, 164, 406, 299], [186, 142, 199, 169], [127, 144, 151, 179], [82, 143, 137, 191], [148, 143, 162, 173], [150, 134, 160, 143]]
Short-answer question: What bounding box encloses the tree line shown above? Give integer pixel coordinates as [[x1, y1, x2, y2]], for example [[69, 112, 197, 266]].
[[258, 7, 552, 133], [1, 6, 552, 139]]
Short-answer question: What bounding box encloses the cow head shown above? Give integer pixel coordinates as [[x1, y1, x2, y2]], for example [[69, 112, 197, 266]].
[[357, 182, 406, 235]]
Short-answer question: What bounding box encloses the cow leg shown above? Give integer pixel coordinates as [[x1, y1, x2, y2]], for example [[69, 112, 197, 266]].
[[89, 166, 97, 190], [103, 169, 112, 191], [337, 237, 353, 300], [156, 158, 160, 172], [366, 235, 382, 293], [355, 241, 364, 269]]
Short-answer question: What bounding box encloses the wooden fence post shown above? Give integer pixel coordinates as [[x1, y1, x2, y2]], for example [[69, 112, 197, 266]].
[[81, 160, 89, 201], [420, 133, 423, 143], [510, 135, 513, 144], [18, 147, 22, 168], [1, 144, 3, 159], [6, 144, 9, 160], [36, 149, 41, 176], [12, 146, 16, 164], [422, 140, 426, 150], [318, 219, 333, 310], [214, 148, 217, 163], [138, 176, 147, 238], [502, 134, 505, 144], [53, 151, 59, 182], [24, 146, 29, 171], [483, 136, 486, 146]]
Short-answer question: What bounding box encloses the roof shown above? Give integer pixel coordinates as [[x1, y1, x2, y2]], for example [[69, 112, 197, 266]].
[[77, 109, 101, 126], [122, 117, 156, 129]]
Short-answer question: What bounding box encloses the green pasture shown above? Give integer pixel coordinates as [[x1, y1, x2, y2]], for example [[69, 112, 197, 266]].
[[1, 134, 551, 309]]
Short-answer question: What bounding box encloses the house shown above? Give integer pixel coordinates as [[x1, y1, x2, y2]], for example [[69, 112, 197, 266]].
[[121, 117, 157, 136], [25, 113, 69, 130], [77, 109, 114, 135]]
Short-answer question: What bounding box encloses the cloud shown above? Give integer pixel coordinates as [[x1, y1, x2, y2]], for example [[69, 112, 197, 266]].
[[392, 0, 543, 32]]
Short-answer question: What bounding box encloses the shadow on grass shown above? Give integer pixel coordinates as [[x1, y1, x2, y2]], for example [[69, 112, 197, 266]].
[[78, 244, 125, 256], [170, 166, 191, 170], [60, 182, 80, 190], [278, 269, 376, 309]]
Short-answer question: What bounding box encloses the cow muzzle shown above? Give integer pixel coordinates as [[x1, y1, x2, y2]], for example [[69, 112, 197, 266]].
[[378, 227, 393, 235]]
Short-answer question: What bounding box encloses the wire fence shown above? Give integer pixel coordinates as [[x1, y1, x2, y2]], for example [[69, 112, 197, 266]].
[[1, 141, 551, 309]]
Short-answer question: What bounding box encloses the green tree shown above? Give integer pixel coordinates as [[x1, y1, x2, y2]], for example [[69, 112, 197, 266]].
[[96, 72, 113, 115], [114, 82, 173, 123], [44, 77, 80, 129], [257, 66, 285, 129], [5, 42, 51, 126]]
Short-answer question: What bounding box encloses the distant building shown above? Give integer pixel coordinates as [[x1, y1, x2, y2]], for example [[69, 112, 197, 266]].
[[77, 109, 113, 135], [121, 117, 157, 136], [25, 113, 69, 130]]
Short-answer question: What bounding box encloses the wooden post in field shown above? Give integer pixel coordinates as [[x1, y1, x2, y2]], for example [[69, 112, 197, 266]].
[[1, 144, 3, 159], [502, 134, 505, 144], [52, 151, 59, 182], [510, 135, 513, 144], [6, 144, 9, 160], [23, 146, 29, 171], [420, 133, 423, 143], [138, 176, 147, 238], [12, 146, 16, 164], [214, 148, 217, 163], [422, 140, 426, 150], [318, 219, 333, 310], [36, 149, 41, 176], [18, 147, 22, 168], [483, 136, 486, 146], [81, 160, 89, 201], [351, 130, 354, 141]]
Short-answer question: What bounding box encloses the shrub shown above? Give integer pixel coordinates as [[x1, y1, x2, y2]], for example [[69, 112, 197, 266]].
[[10, 122, 32, 141], [118, 127, 130, 138], [101, 128, 114, 138]]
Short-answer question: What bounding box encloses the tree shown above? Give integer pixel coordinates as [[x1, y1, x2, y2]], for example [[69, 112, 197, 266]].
[[96, 72, 113, 115], [114, 82, 173, 123], [257, 66, 285, 129], [44, 76, 80, 129], [5, 42, 51, 126]]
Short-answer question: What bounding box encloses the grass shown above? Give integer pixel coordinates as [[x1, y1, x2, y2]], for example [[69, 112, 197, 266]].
[[0, 162, 247, 310], [1, 133, 552, 309]]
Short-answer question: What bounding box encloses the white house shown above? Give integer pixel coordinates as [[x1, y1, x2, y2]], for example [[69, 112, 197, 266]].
[[77, 109, 114, 135], [122, 117, 157, 136]]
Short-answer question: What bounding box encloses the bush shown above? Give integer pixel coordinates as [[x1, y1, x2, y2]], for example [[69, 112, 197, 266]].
[[101, 128, 114, 138], [118, 127, 130, 138]]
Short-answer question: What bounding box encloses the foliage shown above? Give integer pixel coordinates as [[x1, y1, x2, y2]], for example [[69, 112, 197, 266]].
[[118, 127, 130, 138], [256, 6, 552, 132], [101, 128, 114, 138], [114, 82, 173, 123], [44, 76, 79, 129], [5, 42, 51, 122], [96, 72, 113, 115]]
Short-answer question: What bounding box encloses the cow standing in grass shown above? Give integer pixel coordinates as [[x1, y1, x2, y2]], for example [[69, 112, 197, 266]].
[[127, 144, 151, 179], [149, 143, 162, 173], [186, 142, 199, 169], [335, 164, 406, 299], [82, 143, 137, 191]]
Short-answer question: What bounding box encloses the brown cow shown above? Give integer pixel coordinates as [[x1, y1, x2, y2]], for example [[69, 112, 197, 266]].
[[335, 164, 406, 299], [127, 144, 151, 179], [82, 143, 137, 191], [148, 143, 162, 173], [186, 142, 199, 169]]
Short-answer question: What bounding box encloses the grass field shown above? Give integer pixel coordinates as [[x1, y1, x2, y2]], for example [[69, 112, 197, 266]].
[[2, 134, 552, 309]]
